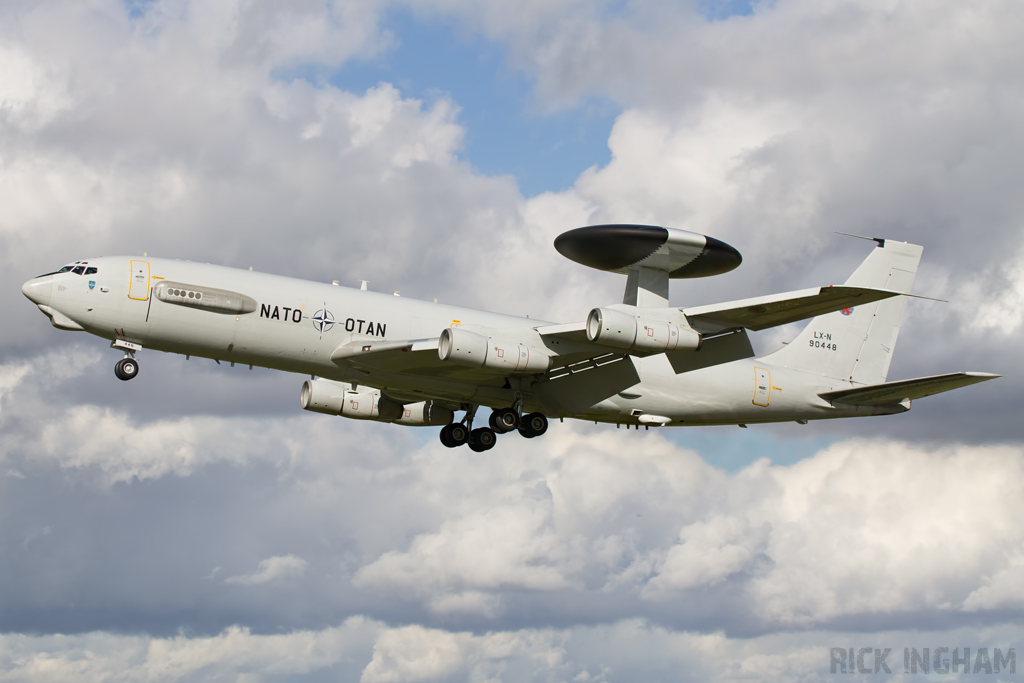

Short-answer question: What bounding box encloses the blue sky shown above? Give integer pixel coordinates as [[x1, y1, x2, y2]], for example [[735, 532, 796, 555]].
[[327, 8, 619, 197], [321, 2, 756, 195]]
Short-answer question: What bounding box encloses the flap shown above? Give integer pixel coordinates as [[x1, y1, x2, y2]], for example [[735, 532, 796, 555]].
[[682, 286, 902, 334], [819, 372, 1000, 406], [667, 329, 755, 374]]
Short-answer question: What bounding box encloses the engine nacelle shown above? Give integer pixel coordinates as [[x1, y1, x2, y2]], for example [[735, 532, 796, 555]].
[[438, 327, 551, 373], [301, 379, 453, 426], [586, 307, 702, 353], [300, 379, 402, 421], [395, 401, 454, 426]]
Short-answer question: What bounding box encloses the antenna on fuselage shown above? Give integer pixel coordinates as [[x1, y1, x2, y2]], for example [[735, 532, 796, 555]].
[[360, 280, 368, 291], [552, 224, 742, 307]]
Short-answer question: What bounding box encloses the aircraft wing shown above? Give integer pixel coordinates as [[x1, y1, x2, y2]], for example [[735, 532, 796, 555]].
[[330, 337, 527, 386], [330, 338, 438, 362], [533, 321, 590, 357], [534, 321, 757, 374], [682, 286, 903, 334], [534, 322, 647, 366], [330, 337, 466, 376], [818, 372, 1000, 406]]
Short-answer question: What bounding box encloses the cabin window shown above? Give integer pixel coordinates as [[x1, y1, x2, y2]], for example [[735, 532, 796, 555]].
[[85, 267, 98, 275], [72, 266, 85, 275]]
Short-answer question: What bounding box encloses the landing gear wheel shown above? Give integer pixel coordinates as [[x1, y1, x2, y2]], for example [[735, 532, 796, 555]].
[[468, 427, 497, 452], [114, 357, 139, 381], [489, 408, 519, 433], [440, 423, 469, 448], [518, 412, 548, 439]]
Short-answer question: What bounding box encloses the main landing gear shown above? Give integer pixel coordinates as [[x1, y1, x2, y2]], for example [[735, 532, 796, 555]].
[[111, 339, 142, 381], [439, 405, 499, 452], [518, 412, 549, 438], [439, 406, 549, 450], [439, 422, 470, 448]]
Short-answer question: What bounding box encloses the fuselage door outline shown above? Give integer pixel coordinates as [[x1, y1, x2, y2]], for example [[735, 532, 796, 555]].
[[129, 261, 150, 301], [753, 367, 771, 407]]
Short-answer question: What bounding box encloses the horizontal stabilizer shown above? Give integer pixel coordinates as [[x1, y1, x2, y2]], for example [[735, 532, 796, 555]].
[[819, 372, 1000, 406], [682, 286, 903, 334]]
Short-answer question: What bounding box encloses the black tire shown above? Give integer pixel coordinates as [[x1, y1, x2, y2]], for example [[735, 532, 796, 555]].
[[114, 358, 139, 381], [490, 408, 519, 433], [518, 412, 548, 438], [439, 427, 456, 448], [447, 423, 470, 446], [468, 427, 497, 452]]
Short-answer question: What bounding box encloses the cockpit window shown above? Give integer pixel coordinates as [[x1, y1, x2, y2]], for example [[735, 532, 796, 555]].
[[34, 265, 77, 277], [72, 266, 85, 275], [85, 267, 98, 275]]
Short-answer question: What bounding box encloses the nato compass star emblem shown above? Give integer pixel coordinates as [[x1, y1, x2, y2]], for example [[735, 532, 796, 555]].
[[312, 307, 335, 338]]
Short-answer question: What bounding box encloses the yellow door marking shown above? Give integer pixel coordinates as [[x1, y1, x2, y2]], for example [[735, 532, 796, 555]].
[[128, 260, 150, 301], [753, 367, 771, 407]]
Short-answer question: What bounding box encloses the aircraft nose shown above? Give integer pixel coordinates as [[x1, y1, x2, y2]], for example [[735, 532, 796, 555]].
[[22, 276, 53, 306]]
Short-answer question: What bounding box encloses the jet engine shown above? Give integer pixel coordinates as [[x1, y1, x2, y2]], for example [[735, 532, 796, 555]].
[[586, 307, 702, 353], [300, 379, 452, 425], [394, 400, 454, 426], [438, 327, 551, 373]]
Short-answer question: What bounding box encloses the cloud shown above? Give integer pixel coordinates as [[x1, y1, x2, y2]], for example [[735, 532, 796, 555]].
[[360, 624, 573, 683], [642, 515, 769, 595], [225, 554, 308, 586], [2, 0, 1024, 678], [0, 0, 530, 357], [1, 618, 1022, 682], [5, 353, 1024, 637], [0, 618, 380, 682], [0, 43, 72, 131]]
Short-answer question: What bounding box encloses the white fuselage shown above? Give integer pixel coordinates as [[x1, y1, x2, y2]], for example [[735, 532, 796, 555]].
[[23, 256, 890, 427]]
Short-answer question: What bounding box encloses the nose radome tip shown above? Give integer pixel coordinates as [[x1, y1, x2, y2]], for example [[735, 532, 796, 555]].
[[22, 276, 52, 306]]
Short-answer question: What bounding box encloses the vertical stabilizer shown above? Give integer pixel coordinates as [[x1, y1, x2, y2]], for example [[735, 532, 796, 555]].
[[763, 240, 923, 384]]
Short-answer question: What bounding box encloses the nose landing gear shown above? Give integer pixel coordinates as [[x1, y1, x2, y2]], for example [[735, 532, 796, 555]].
[[111, 339, 142, 381], [114, 357, 139, 381]]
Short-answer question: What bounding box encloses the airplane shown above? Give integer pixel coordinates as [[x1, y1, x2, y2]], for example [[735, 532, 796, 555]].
[[21, 224, 998, 451]]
